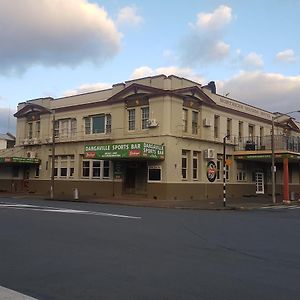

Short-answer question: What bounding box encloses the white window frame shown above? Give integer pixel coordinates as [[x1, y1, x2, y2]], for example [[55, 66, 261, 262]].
[[148, 166, 162, 182], [182, 109, 188, 133], [128, 109, 136, 131], [192, 152, 198, 180], [82, 159, 112, 180], [141, 106, 149, 130], [192, 111, 198, 135], [85, 114, 111, 135]]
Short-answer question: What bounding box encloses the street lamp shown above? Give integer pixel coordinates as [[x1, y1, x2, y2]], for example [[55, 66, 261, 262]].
[[271, 110, 300, 204]]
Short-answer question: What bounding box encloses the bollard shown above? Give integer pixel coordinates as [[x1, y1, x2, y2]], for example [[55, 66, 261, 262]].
[[73, 188, 79, 200]]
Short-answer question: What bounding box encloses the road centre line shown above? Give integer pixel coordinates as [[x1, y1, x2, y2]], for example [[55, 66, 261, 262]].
[[0, 203, 142, 220]]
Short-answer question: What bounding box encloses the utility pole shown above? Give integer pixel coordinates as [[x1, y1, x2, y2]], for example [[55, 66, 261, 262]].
[[223, 134, 230, 207], [50, 110, 55, 200]]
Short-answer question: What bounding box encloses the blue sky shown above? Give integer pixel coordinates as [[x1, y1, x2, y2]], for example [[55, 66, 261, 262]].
[[1, 0, 300, 133]]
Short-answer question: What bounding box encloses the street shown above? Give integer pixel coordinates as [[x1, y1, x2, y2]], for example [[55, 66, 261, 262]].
[[0, 197, 300, 300]]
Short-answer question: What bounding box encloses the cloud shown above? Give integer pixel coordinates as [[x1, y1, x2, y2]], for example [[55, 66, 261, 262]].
[[117, 6, 143, 27], [0, 107, 16, 134], [196, 5, 232, 31], [131, 66, 205, 83], [275, 49, 297, 63], [218, 71, 300, 112], [243, 52, 264, 69], [0, 0, 122, 75], [62, 82, 112, 96], [180, 5, 232, 65]]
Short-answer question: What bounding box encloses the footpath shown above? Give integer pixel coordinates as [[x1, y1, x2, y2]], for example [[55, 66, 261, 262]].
[[1, 192, 299, 210]]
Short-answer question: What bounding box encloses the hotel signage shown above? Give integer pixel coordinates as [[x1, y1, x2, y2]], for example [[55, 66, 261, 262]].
[[0, 157, 40, 164], [85, 142, 165, 160]]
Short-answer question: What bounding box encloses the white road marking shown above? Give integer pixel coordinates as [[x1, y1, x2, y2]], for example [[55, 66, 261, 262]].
[[260, 205, 300, 210], [0, 203, 142, 219], [0, 285, 37, 300]]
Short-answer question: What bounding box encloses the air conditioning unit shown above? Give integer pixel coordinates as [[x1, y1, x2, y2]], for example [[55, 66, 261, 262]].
[[26, 151, 37, 159], [147, 119, 159, 128], [203, 118, 212, 127], [23, 139, 29, 145], [204, 149, 215, 159]]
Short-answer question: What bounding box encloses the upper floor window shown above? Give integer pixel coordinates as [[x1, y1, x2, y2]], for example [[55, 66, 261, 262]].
[[238, 121, 243, 140], [182, 109, 188, 133], [27, 122, 33, 139], [85, 114, 111, 134], [35, 121, 40, 138], [214, 115, 220, 139], [54, 118, 77, 138], [249, 124, 254, 140], [192, 111, 198, 135], [141, 106, 149, 130], [227, 118, 232, 138], [128, 109, 135, 131]]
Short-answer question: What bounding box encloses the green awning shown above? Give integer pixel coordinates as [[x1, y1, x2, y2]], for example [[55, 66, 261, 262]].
[[0, 157, 40, 164], [85, 142, 165, 160]]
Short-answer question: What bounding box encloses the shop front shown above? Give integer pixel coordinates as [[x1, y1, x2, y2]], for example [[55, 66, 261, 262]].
[[85, 142, 165, 196], [0, 156, 40, 192]]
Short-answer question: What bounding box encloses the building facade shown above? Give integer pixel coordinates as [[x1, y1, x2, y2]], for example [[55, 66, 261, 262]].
[[1, 75, 300, 201]]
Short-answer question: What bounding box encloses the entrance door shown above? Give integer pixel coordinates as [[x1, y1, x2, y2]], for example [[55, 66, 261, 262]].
[[124, 162, 147, 195], [255, 172, 264, 194]]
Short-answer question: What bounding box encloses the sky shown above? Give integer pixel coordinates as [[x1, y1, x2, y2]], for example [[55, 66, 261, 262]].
[[0, 0, 300, 133]]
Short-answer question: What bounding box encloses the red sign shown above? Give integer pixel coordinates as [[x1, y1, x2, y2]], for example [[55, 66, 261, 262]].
[[129, 150, 141, 157], [85, 152, 96, 158]]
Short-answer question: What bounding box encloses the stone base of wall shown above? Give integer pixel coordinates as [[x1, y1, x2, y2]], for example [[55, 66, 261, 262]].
[[1, 179, 298, 201]]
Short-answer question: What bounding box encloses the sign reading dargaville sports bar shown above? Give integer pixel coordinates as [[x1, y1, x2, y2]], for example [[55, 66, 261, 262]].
[[85, 142, 165, 160]]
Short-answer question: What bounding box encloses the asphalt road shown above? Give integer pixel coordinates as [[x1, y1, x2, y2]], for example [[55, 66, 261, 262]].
[[0, 197, 300, 300]]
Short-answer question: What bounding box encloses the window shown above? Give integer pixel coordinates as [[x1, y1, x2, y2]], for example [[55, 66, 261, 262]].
[[52, 155, 75, 178], [35, 166, 40, 177], [82, 159, 111, 179], [82, 161, 90, 177], [249, 124, 254, 140], [54, 118, 77, 138], [85, 115, 111, 134], [214, 115, 220, 138], [103, 160, 110, 178], [28, 122, 33, 139], [148, 167, 161, 181], [36, 121, 40, 138], [237, 171, 246, 181], [192, 111, 198, 134], [182, 150, 188, 180], [106, 114, 111, 134], [92, 161, 101, 178], [227, 118, 232, 138], [238, 121, 243, 140], [193, 152, 198, 180], [141, 107, 149, 129], [128, 109, 135, 131], [182, 109, 188, 132], [216, 159, 221, 180]]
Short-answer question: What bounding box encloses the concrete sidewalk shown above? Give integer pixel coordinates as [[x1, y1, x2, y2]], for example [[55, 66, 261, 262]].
[[1, 191, 299, 210]]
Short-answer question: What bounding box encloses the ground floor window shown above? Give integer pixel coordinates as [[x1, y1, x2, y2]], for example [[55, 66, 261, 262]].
[[52, 155, 75, 179], [182, 150, 189, 180], [237, 171, 246, 181], [148, 166, 161, 181], [82, 159, 112, 179], [193, 152, 199, 180]]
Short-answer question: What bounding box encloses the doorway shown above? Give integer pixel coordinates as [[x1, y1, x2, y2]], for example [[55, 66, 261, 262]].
[[255, 172, 264, 194], [124, 161, 147, 195]]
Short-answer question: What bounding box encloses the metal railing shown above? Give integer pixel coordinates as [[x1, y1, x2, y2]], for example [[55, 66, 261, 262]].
[[235, 135, 300, 153]]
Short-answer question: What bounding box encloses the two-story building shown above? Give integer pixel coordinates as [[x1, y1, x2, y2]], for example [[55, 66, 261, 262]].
[[1, 74, 300, 201]]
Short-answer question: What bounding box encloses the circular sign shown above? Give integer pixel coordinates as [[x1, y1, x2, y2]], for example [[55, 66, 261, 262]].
[[207, 161, 217, 182]]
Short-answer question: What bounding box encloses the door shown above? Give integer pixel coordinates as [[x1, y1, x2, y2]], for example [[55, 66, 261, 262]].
[[124, 164, 136, 193], [255, 172, 264, 194]]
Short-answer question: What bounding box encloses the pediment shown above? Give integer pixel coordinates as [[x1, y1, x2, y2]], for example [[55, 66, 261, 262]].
[[14, 103, 51, 118]]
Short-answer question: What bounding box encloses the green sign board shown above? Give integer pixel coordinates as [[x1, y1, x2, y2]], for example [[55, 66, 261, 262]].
[[85, 142, 165, 160], [0, 157, 40, 164]]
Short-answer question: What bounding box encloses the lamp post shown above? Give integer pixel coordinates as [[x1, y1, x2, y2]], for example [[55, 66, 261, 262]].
[[271, 110, 300, 204], [223, 134, 230, 207]]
